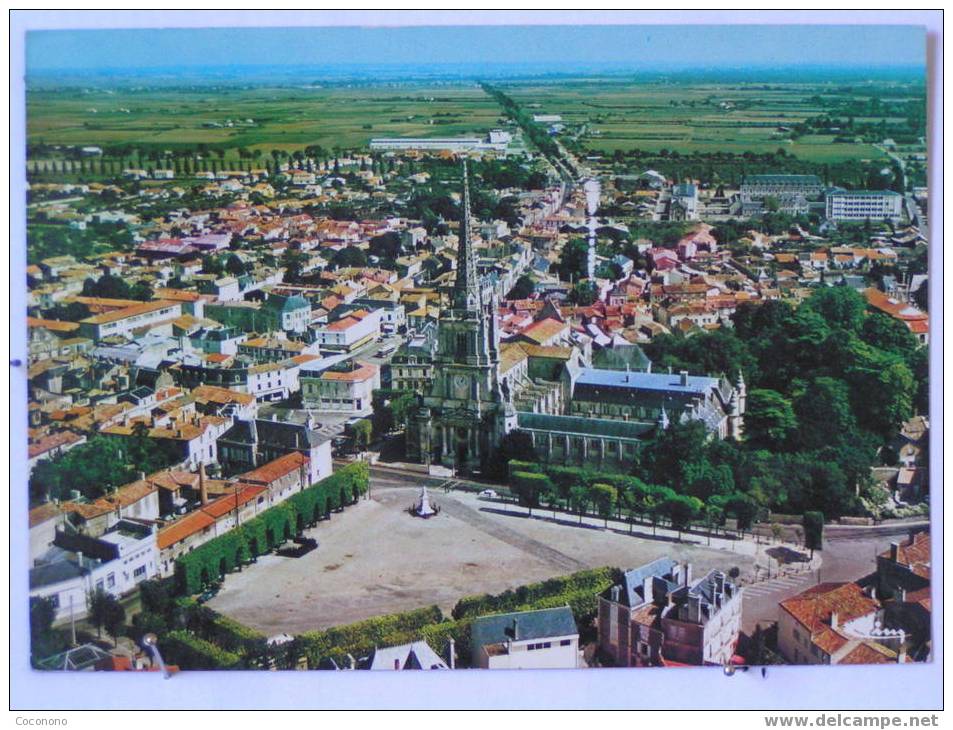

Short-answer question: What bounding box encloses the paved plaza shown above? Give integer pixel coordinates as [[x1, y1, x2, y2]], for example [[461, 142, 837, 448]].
[[208, 472, 760, 636]]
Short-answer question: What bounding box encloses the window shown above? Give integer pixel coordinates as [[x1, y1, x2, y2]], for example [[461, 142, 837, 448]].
[[107, 573, 116, 588], [134, 565, 147, 580], [49, 594, 60, 610], [560, 639, 572, 647]]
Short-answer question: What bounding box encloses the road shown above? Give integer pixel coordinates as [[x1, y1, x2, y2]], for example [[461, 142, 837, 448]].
[[741, 523, 922, 634]]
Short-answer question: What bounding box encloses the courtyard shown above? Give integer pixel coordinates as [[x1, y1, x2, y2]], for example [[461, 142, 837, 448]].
[[207, 470, 761, 636]]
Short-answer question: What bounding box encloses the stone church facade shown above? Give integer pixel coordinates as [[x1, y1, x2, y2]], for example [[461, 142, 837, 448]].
[[406, 163, 745, 475]]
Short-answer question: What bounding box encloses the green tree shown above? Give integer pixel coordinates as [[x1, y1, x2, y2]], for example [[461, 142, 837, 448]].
[[507, 274, 536, 300], [225, 253, 246, 277], [280, 249, 307, 282], [203, 255, 225, 276], [861, 312, 920, 359], [82, 273, 132, 300], [641, 420, 709, 489], [129, 280, 153, 301], [912, 280, 928, 311], [803, 511, 824, 557], [801, 286, 866, 333], [569, 485, 589, 524], [792, 377, 857, 451], [351, 419, 373, 451], [568, 280, 598, 306], [30, 596, 64, 664], [725, 492, 759, 535], [512, 471, 551, 518], [663, 494, 703, 540], [493, 429, 536, 479], [331, 246, 367, 269], [744, 389, 798, 450], [556, 237, 590, 282], [29, 435, 165, 502], [88, 588, 114, 639], [590, 483, 618, 528]]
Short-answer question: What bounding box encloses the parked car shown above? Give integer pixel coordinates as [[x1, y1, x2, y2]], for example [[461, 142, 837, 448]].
[[479, 489, 499, 500]]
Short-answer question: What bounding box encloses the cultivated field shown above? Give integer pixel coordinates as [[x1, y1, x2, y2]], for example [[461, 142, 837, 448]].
[[27, 84, 503, 153], [207, 478, 757, 636], [502, 79, 915, 162], [27, 78, 923, 166]]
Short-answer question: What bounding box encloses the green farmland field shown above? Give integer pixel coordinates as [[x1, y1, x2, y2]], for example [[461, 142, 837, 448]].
[[27, 84, 504, 153], [27, 77, 922, 168]]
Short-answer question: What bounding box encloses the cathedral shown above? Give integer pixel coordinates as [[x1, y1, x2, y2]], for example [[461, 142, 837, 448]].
[[405, 161, 517, 473], [406, 163, 746, 476]]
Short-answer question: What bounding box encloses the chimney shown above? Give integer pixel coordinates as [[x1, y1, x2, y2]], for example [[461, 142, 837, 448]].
[[680, 370, 689, 386], [199, 462, 209, 506], [138, 471, 146, 481], [642, 575, 655, 605], [448, 638, 456, 669], [77, 551, 84, 570], [898, 645, 907, 664], [889, 542, 900, 562], [830, 611, 838, 630]]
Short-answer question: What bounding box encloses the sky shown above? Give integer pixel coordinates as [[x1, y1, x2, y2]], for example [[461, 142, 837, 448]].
[[25, 24, 926, 74]]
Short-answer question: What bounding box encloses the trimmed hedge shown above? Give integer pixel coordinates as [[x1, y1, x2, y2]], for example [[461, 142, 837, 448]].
[[174, 463, 370, 595], [160, 630, 242, 670], [298, 605, 444, 668], [179, 598, 266, 654], [451, 567, 618, 621], [292, 567, 618, 670], [508, 459, 541, 476]]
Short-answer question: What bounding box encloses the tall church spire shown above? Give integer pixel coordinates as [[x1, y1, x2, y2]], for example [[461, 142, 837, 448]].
[[453, 159, 481, 312]]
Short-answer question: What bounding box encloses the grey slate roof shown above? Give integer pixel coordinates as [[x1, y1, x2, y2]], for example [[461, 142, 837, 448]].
[[29, 560, 87, 589], [360, 640, 449, 670], [743, 174, 822, 185], [220, 417, 330, 449], [471, 606, 578, 649], [605, 558, 679, 608], [517, 412, 656, 440], [575, 368, 718, 396]]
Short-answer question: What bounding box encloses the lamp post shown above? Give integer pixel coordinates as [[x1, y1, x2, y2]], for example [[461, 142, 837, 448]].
[[142, 633, 171, 679]]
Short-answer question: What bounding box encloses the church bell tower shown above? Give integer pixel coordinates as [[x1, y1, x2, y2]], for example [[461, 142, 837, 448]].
[[406, 159, 513, 473]]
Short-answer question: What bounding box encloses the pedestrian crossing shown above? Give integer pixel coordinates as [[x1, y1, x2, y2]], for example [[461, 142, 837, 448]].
[[741, 571, 816, 599]]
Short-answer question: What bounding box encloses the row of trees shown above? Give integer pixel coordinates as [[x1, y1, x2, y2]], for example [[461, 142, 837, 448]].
[[598, 145, 896, 192]]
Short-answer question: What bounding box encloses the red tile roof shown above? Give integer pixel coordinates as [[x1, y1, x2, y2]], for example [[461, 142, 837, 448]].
[[29, 502, 62, 528], [28, 430, 84, 459], [880, 531, 930, 580], [319, 362, 378, 382], [238, 452, 309, 485], [779, 582, 878, 639], [157, 510, 216, 550]]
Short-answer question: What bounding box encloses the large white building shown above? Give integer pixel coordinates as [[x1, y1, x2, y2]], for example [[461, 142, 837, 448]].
[[369, 130, 510, 153], [29, 521, 159, 624], [301, 361, 380, 416], [79, 300, 182, 341], [470, 607, 580, 669], [312, 308, 382, 352], [825, 190, 904, 222]]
